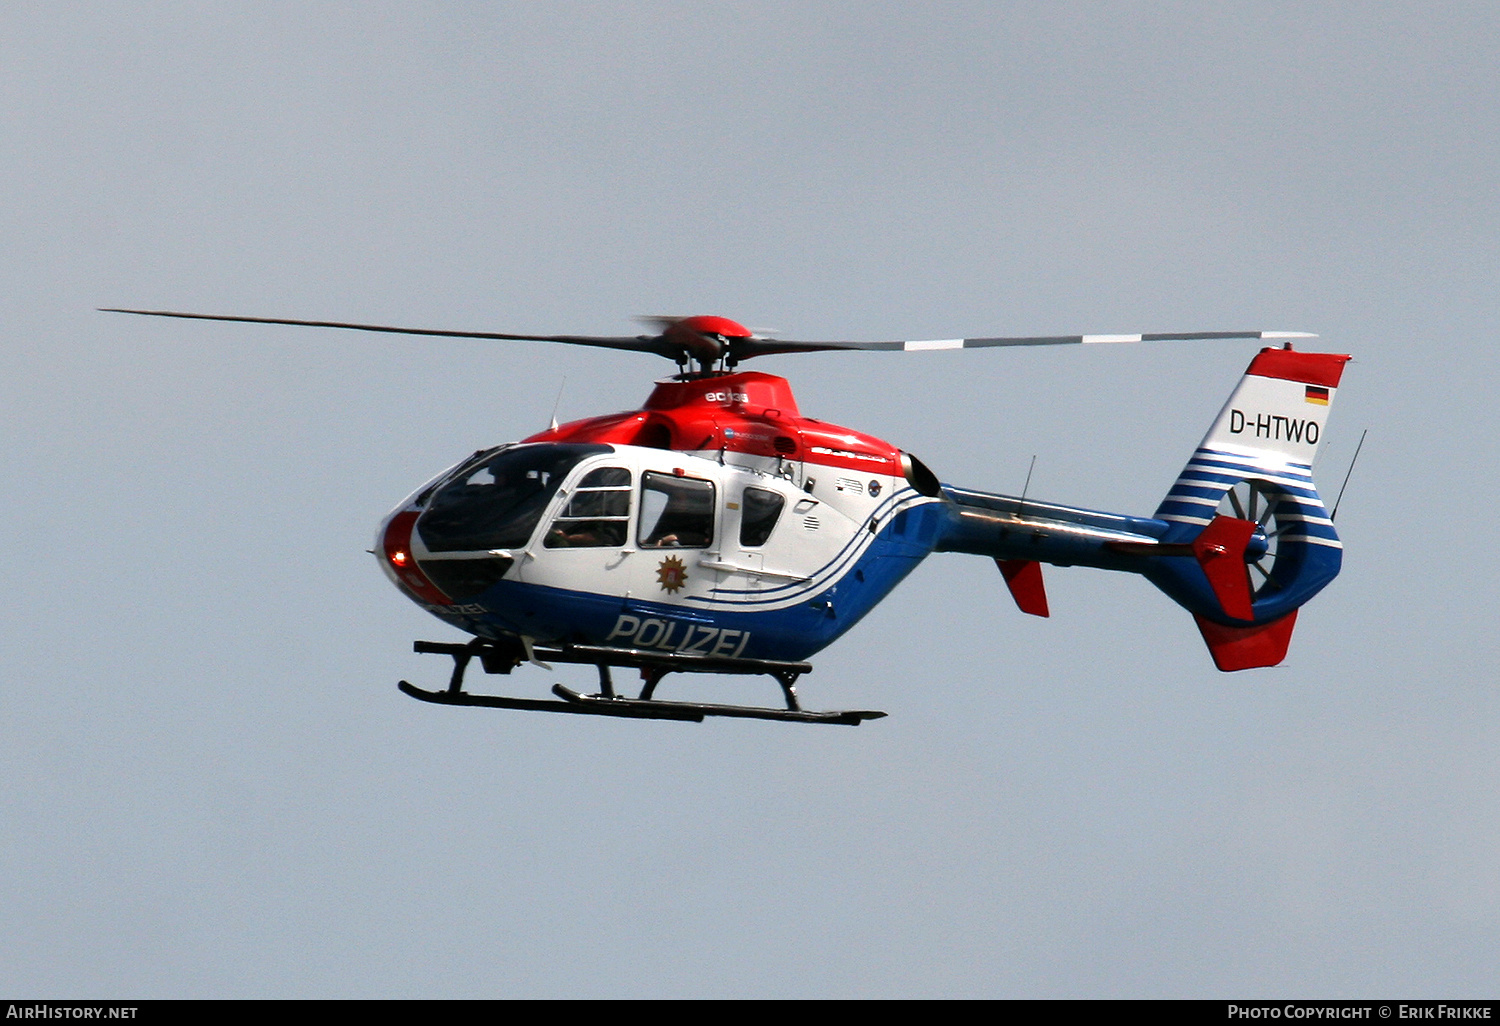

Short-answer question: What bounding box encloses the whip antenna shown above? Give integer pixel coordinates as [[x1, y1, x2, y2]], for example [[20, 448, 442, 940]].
[[548, 376, 567, 431], [1330, 429, 1368, 522], [1018, 454, 1037, 517]]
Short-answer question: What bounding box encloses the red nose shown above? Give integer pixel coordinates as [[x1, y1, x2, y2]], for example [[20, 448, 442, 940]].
[[381, 510, 451, 605]]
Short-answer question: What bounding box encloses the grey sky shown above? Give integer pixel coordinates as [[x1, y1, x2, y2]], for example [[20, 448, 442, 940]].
[[3, 2, 1498, 997]]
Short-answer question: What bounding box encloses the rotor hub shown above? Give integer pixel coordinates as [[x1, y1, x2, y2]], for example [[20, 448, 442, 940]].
[[660, 315, 753, 368]]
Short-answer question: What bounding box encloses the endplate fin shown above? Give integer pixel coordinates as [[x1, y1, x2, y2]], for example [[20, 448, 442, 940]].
[[1193, 610, 1299, 672], [996, 558, 1050, 618]]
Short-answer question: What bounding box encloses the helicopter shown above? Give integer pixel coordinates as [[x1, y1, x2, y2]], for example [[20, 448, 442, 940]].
[[104, 308, 1351, 725]]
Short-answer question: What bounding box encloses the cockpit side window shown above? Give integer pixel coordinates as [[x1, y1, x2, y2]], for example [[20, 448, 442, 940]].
[[545, 467, 632, 548], [739, 486, 785, 547], [638, 472, 715, 548]]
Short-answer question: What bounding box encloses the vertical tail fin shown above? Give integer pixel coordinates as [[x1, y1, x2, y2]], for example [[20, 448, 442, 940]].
[[1149, 346, 1351, 669]]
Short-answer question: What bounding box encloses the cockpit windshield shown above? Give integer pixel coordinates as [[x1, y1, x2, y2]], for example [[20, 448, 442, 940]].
[[417, 443, 610, 552]]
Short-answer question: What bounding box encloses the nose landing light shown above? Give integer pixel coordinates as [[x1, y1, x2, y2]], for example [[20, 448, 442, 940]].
[[381, 510, 451, 606]]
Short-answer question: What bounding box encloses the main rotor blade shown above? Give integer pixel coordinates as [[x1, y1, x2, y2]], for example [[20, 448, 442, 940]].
[[736, 330, 1316, 359], [103, 307, 1317, 367], [99, 308, 680, 359]]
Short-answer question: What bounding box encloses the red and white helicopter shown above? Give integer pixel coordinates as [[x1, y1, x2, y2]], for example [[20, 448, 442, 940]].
[[106, 308, 1351, 725]]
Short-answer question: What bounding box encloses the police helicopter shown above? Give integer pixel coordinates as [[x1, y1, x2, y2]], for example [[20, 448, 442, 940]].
[[104, 308, 1351, 725]]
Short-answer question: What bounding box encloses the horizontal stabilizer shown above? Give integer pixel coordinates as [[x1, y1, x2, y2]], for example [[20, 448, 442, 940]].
[[996, 559, 1050, 617], [1193, 610, 1298, 671]]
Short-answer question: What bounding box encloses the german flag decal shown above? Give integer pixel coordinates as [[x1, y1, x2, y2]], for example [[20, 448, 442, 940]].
[[1305, 385, 1330, 405]]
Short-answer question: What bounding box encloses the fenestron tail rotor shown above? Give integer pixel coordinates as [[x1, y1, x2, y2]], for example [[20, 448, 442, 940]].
[[1217, 479, 1288, 595]]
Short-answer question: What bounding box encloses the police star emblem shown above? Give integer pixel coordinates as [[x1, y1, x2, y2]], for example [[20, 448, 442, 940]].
[[656, 555, 688, 594]]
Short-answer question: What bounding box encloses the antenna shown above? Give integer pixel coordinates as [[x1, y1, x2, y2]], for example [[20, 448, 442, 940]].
[[548, 377, 567, 431], [1330, 429, 1368, 522], [1018, 454, 1037, 518]]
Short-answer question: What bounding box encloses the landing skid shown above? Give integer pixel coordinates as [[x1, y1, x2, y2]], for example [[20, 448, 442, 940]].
[[549, 685, 884, 725], [397, 638, 886, 726]]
